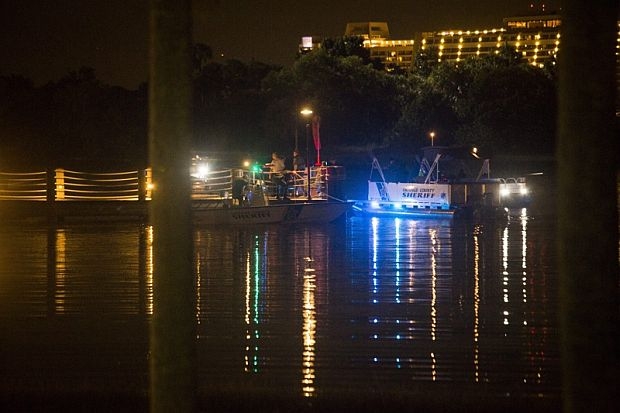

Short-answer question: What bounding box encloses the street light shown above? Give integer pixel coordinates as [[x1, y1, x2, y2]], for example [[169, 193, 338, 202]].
[[300, 108, 313, 200], [429, 131, 435, 146]]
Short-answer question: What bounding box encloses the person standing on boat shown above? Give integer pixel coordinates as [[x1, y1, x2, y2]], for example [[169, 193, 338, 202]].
[[267, 152, 287, 200], [290, 148, 306, 197], [232, 174, 248, 206], [292, 149, 305, 171], [286, 148, 306, 196]]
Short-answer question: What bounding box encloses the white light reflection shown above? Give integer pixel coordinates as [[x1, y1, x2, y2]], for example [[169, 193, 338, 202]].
[[244, 235, 261, 373], [244, 250, 251, 372], [502, 225, 509, 327], [408, 221, 417, 292], [521, 209, 528, 311], [430, 228, 437, 342], [473, 225, 481, 382], [430, 228, 438, 381], [371, 217, 379, 303], [395, 218, 401, 304], [195, 231, 202, 326]]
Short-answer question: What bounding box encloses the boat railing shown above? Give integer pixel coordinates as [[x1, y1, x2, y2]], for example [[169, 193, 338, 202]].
[[498, 176, 529, 197], [191, 168, 234, 199], [245, 165, 343, 201], [499, 177, 526, 184]]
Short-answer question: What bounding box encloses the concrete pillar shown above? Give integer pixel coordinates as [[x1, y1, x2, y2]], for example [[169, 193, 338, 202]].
[[557, 2, 619, 412], [148, 1, 196, 412], [138, 169, 146, 202]]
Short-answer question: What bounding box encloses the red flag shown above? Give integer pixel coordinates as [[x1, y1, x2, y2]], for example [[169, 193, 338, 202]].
[[312, 115, 321, 151]]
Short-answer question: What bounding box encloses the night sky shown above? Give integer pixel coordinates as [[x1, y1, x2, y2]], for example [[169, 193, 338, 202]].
[[2, 1, 561, 89]]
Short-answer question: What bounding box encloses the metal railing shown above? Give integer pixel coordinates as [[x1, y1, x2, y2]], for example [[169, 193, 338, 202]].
[[0, 171, 48, 200], [0, 165, 346, 202], [191, 168, 234, 199], [56, 169, 142, 200], [0, 168, 150, 201]]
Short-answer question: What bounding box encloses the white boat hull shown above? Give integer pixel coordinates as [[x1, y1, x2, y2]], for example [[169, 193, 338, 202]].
[[367, 181, 452, 209], [192, 201, 351, 225], [357, 181, 456, 218]]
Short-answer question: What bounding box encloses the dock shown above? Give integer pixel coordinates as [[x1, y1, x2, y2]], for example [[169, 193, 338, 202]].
[[0, 165, 347, 223]]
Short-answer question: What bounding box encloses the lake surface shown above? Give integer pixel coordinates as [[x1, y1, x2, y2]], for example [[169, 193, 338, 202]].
[[0, 211, 560, 411]]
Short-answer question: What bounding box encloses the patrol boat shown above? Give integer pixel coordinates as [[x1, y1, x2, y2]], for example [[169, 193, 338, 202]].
[[352, 146, 529, 219]]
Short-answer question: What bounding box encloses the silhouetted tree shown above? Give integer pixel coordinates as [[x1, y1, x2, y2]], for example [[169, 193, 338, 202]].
[[395, 55, 556, 156], [391, 81, 458, 151], [0, 46, 558, 170], [454, 58, 556, 154], [192, 43, 213, 76], [0, 75, 39, 167], [192, 59, 278, 152], [0, 68, 147, 169], [263, 49, 404, 150], [321, 36, 369, 61], [412, 47, 440, 78]]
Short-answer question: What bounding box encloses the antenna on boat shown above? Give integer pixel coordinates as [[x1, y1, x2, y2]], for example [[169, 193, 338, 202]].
[[369, 157, 391, 201], [370, 157, 387, 183], [424, 153, 442, 184], [476, 159, 491, 181]]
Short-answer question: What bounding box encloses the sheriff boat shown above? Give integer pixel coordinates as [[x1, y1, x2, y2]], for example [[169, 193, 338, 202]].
[[190, 154, 351, 225], [351, 146, 530, 219]]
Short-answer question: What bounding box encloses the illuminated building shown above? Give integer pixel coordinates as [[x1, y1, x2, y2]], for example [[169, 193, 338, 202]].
[[417, 14, 619, 110], [300, 13, 620, 109], [298, 35, 322, 55], [617, 21, 620, 113], [341, 13, 566, 70], [419, 12, 563, 67], [344, 22, 415, 72], [337, 13, 620, 108]]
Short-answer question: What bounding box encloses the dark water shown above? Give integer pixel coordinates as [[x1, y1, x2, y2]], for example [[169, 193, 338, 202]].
[[0, 211, 560, 411]]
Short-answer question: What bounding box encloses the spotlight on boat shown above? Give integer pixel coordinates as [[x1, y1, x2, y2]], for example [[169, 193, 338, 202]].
[[500, 187, 510, 197], [370, 201, 380, 209], [520, 186, 529, 195], [393, 203, 403, 209], [196, 163, 209, 179]]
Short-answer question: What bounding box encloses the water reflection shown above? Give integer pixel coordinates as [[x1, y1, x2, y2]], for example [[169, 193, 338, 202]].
[[3, 225, 151, 318], [0, 224, 151, 396], [473, 224, 481, 382], [52, 228, 67, 313], [142, 225, 153, 315], [301, 239, 317, 397], [243, 236, 260, 374], [0, 211, 559, 403], [366, 217, 453, 381]]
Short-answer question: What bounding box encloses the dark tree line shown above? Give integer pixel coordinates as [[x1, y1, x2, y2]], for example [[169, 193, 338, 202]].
[[0, 68, 147, 169], [394, 46, 557, 156], [0, 38, 558, 170]]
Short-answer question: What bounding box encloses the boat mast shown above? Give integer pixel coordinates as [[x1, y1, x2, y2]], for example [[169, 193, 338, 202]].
[[424, 153, 442, 184]]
